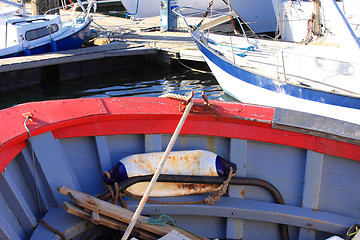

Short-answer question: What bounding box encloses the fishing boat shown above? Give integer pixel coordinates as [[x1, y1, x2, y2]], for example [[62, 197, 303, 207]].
[[0, 0, 95, 58], [176, 0, 360, 124], [1, 95, 360, 240]]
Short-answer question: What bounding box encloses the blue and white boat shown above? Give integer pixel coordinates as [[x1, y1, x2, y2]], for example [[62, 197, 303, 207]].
[[176, 0, 360, 124], [0, 0, 95, 58]]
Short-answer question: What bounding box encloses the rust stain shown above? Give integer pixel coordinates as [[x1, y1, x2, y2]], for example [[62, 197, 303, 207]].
[[127, 182, 222, 197], [207, 137, 216, 153], [240, 188, 245, 198]]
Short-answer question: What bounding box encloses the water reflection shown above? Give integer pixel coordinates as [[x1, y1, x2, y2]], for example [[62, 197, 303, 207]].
[[0, 62, 224, 109]]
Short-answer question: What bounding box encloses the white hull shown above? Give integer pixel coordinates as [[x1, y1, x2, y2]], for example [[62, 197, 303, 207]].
[[229, 0, 277, 34], [121, 0, 228, 18], [204, 54, 360, 125]]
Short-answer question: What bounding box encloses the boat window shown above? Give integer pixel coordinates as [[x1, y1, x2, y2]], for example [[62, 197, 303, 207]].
[[25, 24, 59, 41]]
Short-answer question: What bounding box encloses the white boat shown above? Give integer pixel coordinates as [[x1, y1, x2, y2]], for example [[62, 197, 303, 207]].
[[273, 0, 360, 41], [338, 0, 360, 37], [175, 0, 360, 124], [227, 0, 277, 35], [0, 0, 95, 58], [120, 0, 277, 35], [120, 0, 229, 18], [229, 0, 359, 37]]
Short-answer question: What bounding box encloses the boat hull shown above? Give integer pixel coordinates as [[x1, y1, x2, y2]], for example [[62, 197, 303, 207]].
[[0, 97, 360, 240], [230, 0, 277, 34], [191, 32, 360, 124], [1, 19, 92, 58], [120, 0, 227, 18]]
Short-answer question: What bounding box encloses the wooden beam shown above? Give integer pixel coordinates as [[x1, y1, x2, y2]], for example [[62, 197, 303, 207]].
[[58, 186, 206, 240], [63, 202, 159, 240]]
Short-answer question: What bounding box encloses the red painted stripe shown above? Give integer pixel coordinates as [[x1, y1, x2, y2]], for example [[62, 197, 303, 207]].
[[0, 142, 26, 171], [0, 97, 358, 173]]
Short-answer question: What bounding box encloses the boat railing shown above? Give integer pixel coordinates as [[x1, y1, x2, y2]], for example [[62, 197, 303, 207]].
[[173, 6, 249, 44], [0, 0, 26, 16], [44, 0, 97, 22], [173, 6, 250, 66]]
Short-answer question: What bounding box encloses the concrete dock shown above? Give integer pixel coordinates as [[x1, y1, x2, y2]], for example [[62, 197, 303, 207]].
[[0, 8, 207, 91]]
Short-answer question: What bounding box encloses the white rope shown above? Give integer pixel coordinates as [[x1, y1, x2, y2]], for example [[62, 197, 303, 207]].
[[121, 99, 194, 240], [159, 93, 188, 101]]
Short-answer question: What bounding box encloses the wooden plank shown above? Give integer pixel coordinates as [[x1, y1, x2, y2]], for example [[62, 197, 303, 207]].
[[0, 210, 22, 240], [158, 230, 192, 240], [302, 150, 323, 210], [63, 202, 159, 240], [0, 44, 156, 73], [0, 170, 37, 236], [31, 207, 92, 240], [226, 138, 247, 239], [105, 47, 157, 57], [91, 211, 100, 225], [145, 134, 162, 153], [273, 108, 360, 145], [299, 150, 324, 240], [58, 186, 206, 240], [138, 196, 359, 235], [31, 132, 82, 206], [95, 136, 112, 173], [19, 146, 52, 212]]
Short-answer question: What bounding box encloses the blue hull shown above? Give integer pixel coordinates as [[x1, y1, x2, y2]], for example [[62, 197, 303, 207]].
[[4, 20, 92, 58], [192, 33, 360, 111]]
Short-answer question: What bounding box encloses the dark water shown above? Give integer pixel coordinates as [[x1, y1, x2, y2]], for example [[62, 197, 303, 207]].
[[0, 62, 226, 110]]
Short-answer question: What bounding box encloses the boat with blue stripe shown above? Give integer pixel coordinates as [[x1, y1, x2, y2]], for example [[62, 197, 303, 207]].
[[175, 0, 360, 124]]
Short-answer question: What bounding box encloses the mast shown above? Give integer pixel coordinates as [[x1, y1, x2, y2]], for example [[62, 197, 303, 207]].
[[313, 0, 321, 35]]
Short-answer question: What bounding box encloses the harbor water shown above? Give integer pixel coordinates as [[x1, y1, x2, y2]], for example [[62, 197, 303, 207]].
[[0, 62, 226, 110]]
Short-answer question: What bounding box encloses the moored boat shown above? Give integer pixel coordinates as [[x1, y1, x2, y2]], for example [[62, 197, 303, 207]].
[[1, 96, 360, 239], [0, 0, 95, 58], [120, 0, 228, 18], [176, 0, 360, 124]]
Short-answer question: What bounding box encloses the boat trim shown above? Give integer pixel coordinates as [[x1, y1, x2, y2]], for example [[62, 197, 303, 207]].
[[1, 97, 359, 173]]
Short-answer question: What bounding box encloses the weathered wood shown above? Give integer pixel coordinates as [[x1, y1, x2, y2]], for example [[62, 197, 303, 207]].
[[58, 186, 206, 240], [63, 202, 159, 240], [0, 43, 153, 73], [91, 211, 100, 225]]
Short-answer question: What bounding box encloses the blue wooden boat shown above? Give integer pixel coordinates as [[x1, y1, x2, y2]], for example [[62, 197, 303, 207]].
[[0, 96, 359, 240]]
